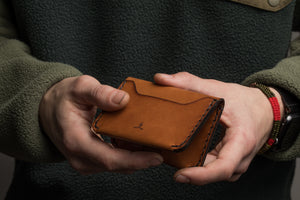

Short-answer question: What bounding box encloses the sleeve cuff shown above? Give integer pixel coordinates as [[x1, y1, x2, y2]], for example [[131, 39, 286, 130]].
[[242, 57, 300, 161], [0, 58, 82, 162]]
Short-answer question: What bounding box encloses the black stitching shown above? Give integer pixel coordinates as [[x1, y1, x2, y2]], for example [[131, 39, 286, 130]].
[[196, 104, 223, 166], [171, 99, 216, 148]]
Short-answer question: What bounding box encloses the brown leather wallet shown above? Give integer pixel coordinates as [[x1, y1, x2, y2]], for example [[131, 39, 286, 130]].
[[91, 77, 224, 168]]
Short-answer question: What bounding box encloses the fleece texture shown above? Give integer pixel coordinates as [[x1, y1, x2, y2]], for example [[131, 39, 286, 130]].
[[243, 56, 300, 161], [0, 0, 82, 162], [8, 0, 299, 162], [0, 0, 299, 199]]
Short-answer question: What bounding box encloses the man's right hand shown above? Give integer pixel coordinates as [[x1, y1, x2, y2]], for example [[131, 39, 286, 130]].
[[39, 75, 163, 174]]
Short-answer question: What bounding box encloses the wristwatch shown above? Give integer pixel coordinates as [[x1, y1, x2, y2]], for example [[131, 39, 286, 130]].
[[272, 87, 300, 152]]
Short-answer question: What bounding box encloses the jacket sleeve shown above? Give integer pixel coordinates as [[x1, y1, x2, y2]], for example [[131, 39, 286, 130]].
[[242, 35, 300, 161], [0, 0, 82, 162]]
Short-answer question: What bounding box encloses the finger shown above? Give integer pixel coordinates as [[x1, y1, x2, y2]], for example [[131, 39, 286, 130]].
[[203, 140, 224, 166], [203, 153, 217, 166], [154, 72, 224, 97], [220, 159, 249, 182], [174, 159, 238, 185], [66, 120, 163, 172], [174, 132, 246, 185], [228, 174, 242, 182], [67, 149, 135, 175], [72, 75, 130, 111], [103, 148, 164, 171], [88, 141, 164, 172]]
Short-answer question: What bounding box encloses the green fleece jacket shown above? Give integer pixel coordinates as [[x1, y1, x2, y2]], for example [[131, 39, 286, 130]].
[[1, 0, 300, 199]]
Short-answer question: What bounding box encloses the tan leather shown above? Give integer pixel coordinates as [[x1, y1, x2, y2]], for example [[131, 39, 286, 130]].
[[229, 0, 293, 12], [91, 77, 224, 168]]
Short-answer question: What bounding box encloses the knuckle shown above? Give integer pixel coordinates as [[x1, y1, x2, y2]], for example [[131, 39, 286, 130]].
[[73, 75, 92, 88], [69, 159, 85, 173], [68, 158, 98, 175], [207, 79, 221, 85], [102, 157, 117, 172], [72, 75, 97, 94], [62, 135, 79, 154], [223, 167, 235, 180], [238, 163, 250, 174], [90, 85, 102, 100], [175, 71, 191, 79], [123, 159, 140, 170], [97, 85, 113, 100], [239, 130, 257, 153], [106, 162, 117, 172], [228, 175, 241, 182], [239, 166, 248, 174]]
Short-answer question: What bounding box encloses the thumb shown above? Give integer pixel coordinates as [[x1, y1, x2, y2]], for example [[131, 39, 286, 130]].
[[72, 75, 130, 111]]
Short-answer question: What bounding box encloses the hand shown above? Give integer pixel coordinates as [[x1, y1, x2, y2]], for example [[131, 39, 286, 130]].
[[154, 72, 283, 185], [39, 75, 163, 174]]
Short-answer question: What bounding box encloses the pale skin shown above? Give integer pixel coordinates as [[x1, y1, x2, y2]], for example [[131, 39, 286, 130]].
[[154, 72, 284, 184], [39, 75, 164, 174], [39, 72, 284, 184]]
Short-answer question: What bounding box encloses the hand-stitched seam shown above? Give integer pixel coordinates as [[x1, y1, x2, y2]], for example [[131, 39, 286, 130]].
[[171, 99, 216, 148], [196, 105, 223, 166]]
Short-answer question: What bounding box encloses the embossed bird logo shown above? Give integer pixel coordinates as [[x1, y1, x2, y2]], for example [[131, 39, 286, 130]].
[[134, 122, 144, 130]]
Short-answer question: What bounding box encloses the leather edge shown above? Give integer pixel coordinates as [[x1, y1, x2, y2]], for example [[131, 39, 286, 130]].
[[171, 98, 225, 152], [196, 103, 224, 166]]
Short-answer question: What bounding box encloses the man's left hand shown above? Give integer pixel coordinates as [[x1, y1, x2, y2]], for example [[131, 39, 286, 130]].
[[154, 72, 283, 185]]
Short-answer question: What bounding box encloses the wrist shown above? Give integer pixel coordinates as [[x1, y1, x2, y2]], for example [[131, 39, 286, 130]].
[[251, 83, 283, 154], [268, 87, 300, 152], [269, 88, 284, 121]]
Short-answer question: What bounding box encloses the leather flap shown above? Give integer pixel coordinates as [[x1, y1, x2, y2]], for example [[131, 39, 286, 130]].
[[124, 77, 214, 105], [229, 0, 293, 12]]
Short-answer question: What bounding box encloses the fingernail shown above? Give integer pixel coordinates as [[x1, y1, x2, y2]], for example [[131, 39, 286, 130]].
[[175, 175, 190, 184], [149, 157, 163, 167], [112, 91, 126, 104]]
